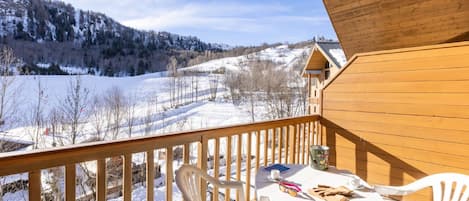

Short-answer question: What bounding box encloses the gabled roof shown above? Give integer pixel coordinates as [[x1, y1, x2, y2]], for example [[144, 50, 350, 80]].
[[323, 0, 469, 58], [302, 41, 346, 77], [316, 42, 346, 69]]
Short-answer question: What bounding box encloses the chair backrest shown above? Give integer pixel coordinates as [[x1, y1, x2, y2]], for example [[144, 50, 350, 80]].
[[175, 164, 245, 201], [397, 173, 469, 201]]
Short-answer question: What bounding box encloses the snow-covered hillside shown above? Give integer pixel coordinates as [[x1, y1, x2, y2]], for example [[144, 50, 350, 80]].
[[4, 44, 310, 147], [183, 45, 309, 72], [0, 44, 310, 201]]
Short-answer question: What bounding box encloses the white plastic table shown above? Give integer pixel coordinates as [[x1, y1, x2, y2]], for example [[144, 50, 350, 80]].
[[255, 164, 384, 201]]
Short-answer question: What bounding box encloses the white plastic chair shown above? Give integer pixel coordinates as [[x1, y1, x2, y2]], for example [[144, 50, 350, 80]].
[[175, 164, 246, 201], [374, 173, 469, 201]]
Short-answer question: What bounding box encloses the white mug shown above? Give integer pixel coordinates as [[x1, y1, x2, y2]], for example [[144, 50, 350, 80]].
[[270, 169, 281, 180]]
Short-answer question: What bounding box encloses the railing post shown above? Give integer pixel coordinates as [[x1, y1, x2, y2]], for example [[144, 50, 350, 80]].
[[246, 133, 252, 201], [271, 129, 276, 164], [183, 143, 190, 164], [264, 130, 269, 167], [96, 159, 107, 201], [213, 138, 220, 201], [236, 134, 242, 201], [288, 125, 296, 164], [277, 128, 282, 164], [166, 148, 174, 201], [65, 164, 76, 201], [225, 136, 232, 201], [255, 131, 261, 171], [28, 170, 41, 201], [296, 124, 301, 164], [198, 137, 208, 200], [123, 154, 132, 201], [147, 150, 155, 201]]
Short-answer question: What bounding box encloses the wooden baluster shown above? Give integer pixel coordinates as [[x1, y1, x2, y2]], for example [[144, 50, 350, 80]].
[[123, 154, 132, 201], [65, 164, 76, 201], [246, 132, 252, 201], [302, 123, 307, 164], [213, 138, 220, 201], [321, 121, 326, 145], [296, 124, 301, 164], [28, 170, 41, 201], [255, 131, 260, 171], [277, 127, 282, 164], [288, 125, 296, 164], [263, 130, 269, 167], [225, 136, 232, 201], [236, 134, 242, 201], [199, 137, 208, 201], [166, 148, 174, 201], [312, 121, 315, 146], [315, 120, 319, 145], [285, 126, 289, 164], [271, 128, 276, 164], [183, 143, 190, 165], [306, 122, 311, 164], [96, 159, 106, 201], [147, 150, 155, 201]]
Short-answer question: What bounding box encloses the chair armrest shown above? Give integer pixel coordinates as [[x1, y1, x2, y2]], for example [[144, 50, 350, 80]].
[[218, 180, 244, 189], [374, 185, 415, 196]]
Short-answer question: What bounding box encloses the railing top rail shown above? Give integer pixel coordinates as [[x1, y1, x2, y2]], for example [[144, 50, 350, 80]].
[[0, 115, 319, 176]]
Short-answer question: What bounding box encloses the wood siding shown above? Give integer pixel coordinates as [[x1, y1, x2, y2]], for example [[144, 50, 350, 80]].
[[323, 0, 469, 58], [321, 42, 469, 200]]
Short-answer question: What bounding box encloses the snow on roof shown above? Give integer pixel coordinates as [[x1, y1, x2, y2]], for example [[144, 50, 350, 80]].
[[316, 42, 346, 68]]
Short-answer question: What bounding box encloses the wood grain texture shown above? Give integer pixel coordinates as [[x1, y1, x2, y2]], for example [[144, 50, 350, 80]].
[[323, 0, 469, 57], [0, 115, 319, 201], [146, 150, 155, 201], [0, 115, 317, 177], [213, 138, 220, 201], [28, 170, 41, 201], [321, 42, 469, 200], [245, 133, 252, 201], [123, 154, 132, 201], [263, 130, 268, 167], [236, 134, 242, 201], [225, 136, 232, 201], [96, 159, 106, 201], [65, 164, 76, 201], [183, 144, 190, 165], [287, 126, 294, 163]]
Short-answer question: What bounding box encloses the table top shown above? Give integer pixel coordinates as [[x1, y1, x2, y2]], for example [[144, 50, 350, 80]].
[[255, 164, 384, 201]]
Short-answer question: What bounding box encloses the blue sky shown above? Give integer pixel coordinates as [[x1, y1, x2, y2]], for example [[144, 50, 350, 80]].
[[62, 0, 337, 46]]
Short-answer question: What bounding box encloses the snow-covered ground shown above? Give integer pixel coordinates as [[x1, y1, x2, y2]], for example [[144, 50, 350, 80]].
[[183, 45, 309, 73], [0, 45, 311, 201]]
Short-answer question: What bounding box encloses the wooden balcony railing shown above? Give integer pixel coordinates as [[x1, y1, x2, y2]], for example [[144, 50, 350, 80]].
[[0, 115, 320, 201]]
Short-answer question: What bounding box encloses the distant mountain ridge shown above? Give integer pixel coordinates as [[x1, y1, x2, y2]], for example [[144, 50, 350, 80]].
[[0, 0, 224, 75]]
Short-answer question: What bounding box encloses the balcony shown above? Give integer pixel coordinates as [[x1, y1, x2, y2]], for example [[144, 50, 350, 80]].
[[0, 115, 320, 201]]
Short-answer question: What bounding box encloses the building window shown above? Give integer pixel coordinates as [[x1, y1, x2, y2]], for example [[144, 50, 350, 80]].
[[324, 61, 331, 80]]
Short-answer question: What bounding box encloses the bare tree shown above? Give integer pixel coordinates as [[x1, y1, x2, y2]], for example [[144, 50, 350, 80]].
[[47, 108, 63, 147], [124, 93, 137, 138], [208, 74, 219, 101], [103, 86, 125, 140], [90, 95, 105, 139], [223, 72, 242, 105], [143, 96, 154, 135], [167, 57, 178, 107], [0, 47, 21, 128], [29, 77, 46, 149], [60, 75, 90, 144]]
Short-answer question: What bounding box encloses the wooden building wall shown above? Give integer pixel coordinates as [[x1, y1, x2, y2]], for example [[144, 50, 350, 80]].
[[320, 41, 469, 200], [323, 0, 469, 59]]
